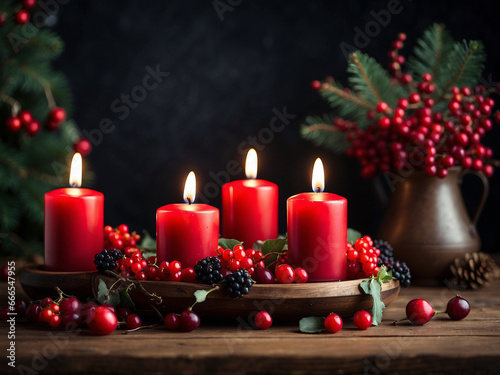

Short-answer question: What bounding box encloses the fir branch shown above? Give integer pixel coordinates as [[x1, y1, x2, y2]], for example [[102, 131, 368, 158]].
[[350, 53, 382, 103], [320, 82, 375, 111], [301, 114, 349, 154], [430, 24, 445, 78], [18, 64, 56, 107]]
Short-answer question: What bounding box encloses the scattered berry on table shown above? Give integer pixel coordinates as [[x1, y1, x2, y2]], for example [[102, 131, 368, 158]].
[[405, 299, 434, 325], [179, 310, 200, 332], [254, 311, 273, 330], [324, 313, 343, 333], [446, 296, 471, 321], [353, 310, 372, 330]]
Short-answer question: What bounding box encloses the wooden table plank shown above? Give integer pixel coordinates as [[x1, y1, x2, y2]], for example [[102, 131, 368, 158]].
[[1, 274, 499, 374]]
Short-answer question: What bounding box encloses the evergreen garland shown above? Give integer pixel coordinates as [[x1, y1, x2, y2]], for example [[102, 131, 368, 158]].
[[0, 0, 83, 257]]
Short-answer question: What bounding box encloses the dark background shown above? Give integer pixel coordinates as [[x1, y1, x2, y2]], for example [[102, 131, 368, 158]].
[[53, 0, 500, 252]]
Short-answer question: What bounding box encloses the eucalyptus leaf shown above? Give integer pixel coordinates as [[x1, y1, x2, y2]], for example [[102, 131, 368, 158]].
[[194, 289, 210, 304], [97, 279, 120, 306], [359, 266, 391, 325], [299, 316, 325, 334], [218, 238, 242, 249]]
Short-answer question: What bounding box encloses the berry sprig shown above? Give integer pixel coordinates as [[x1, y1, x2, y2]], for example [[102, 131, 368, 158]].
[[346, 235, 380, 279]]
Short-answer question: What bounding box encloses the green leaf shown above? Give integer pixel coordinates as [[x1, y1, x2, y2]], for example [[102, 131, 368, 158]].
[[252, 240, 264, 252], [261, 238, 287, 255], [359, 265, 392, 325], [140, 230, 156, 250], [97, 279, 120, 307], [347, 228, 362, 244], [218, 238, 242, 249], [194, 289, 210, 304], [299, 316, 325, 334], [119, 287, 136, 311]]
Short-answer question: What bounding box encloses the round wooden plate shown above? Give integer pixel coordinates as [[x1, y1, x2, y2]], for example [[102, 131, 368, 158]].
[[20, 265, 400, 321]]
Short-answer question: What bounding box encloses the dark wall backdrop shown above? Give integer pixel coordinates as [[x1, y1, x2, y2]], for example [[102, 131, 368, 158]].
[[53, 0, 500, 252]]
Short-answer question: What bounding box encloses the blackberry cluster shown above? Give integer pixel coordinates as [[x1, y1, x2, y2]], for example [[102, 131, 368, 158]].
[[374, 239, 412, 287], [94, 249, 123, 274], [194, 257, 223, 284], [374, 239, 394, 266], [224, 270, 253, 298]]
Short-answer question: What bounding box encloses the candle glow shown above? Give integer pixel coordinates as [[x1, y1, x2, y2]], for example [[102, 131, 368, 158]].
[[69, 153, 82, 188], [312, 158, 324, 193], [245, 148, 258, 179], [183, 171, 196, 204]]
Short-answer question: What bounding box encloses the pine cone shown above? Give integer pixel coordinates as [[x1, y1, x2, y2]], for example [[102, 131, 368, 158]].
[[449, 252, 499, 290]]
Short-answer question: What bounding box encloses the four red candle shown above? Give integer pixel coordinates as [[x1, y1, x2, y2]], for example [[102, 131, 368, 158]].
[[46, 153, 347, 282], [287, 158, 347, 282], [44, 153, 104, 272], [156, 172, 219, 268], [222, 149, 278, 247]]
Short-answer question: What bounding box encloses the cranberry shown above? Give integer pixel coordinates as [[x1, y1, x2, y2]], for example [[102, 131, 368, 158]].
[[324, 313, 343, 333], [446, 296, 470, 320], [405, 299, 434, 325], [254, 311, 272, 330], [178, 310, 200, 332], [87, 306, 118, 335], [353, 310, 372, 330]]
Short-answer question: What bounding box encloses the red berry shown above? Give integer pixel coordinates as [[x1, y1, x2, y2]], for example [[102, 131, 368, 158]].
[[353, 310, 372, 329], [73, 138, 92, 156], [392, 40, 403, 50], [164, 313, 180, 331], [254, 311, 272, 330], [483, 164, 494, 178], [376, 102, 389, 113], [48, 107, 66, 124], [179, 310, 200, 332], [18, 110, 33, 125], [26, 120, 40, 136], [39, 308, 53, 322], [442, 155, 454, 168], [437, 168, 448, 179], [116, 307, 131, 321], [6, 117, 22, 133], [135, 271, 146, 281], [422, 73, 432, 82], [49, 314, 61, 328], [275, 264, 295, 284], [169, 260, 182, 273], [26, 304, 42, 323], [408, 93, 421, 104], [400, 74, 412, 84], [446, 296, 470, 320], [0, 12, 7, 27], [81, 301, 98, 321], [378, 116, 390, 129], [49, 302, 60, 314], [23, 0, 37, 8], [253, 265, 275, 284], [41, 297, 53, 308], [324, 313, 343, 333], [405, 299, 434, 325], [181, 267, 196, 283], [14, 10, 29, 24], [60, 312, 82, 328], [126, 314, 142, 330], [87, 306, 118, 335], [311, 80, 321, 90], [397, 98, 409, 109], [294, 267, 308, 283]]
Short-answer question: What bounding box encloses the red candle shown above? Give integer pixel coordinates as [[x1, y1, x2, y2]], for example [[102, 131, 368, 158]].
[[222, 149, 278, 247], [157, 171, 219, 268], [287, 158, 347, 282], [44, 153, 104, 272]]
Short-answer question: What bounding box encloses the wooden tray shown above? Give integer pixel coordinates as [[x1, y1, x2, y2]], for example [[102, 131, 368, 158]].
[[19, 265, 400, 322]]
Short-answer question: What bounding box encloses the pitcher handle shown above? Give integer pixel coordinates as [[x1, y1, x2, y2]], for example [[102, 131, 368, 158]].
[[458, 169, 489, 226]]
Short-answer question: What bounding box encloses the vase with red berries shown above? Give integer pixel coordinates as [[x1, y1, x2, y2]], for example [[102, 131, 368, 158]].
[[302, 24, 498, 285]]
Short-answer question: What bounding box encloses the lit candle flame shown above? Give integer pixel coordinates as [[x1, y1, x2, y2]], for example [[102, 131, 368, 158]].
[[183, 171, 196, 204], [312, 158, 324, 193], [69, 153, 82, 188], [245, 148, 258, 179]]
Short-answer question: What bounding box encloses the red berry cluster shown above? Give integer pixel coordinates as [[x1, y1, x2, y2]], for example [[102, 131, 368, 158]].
[[346, 235, 380, 280], [164, 311, 200, 332], [104, 224, 141, 252], [0, 296, 122, 335], [318, 33, 497, 179], [0, 0, 37, 26], [216, 244, 309, 284], [215, 244, 264, 276], [4, 107, 66, 136]]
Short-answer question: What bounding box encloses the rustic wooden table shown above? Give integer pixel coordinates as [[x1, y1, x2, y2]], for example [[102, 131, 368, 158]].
[[1, 273, 499, 374]]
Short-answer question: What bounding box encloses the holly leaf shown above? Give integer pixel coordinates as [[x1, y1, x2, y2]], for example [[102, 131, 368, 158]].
[[347, 228, 362, 244], [359, 265, 392, 326], [218, 238, 242, 249], [299, 316, 325, 333], [97, 279, 120, 306], [194, 289, 210, 304], [119, 287, 136, 311]]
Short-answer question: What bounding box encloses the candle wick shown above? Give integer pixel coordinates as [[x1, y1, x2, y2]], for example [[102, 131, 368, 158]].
[[187, 197, 192, 205], [70, 183, 78, 188]]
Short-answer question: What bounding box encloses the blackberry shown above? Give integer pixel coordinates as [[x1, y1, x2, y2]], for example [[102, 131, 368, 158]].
[[390, 260, 412, 287], [224, 270, 253, 298], [94, 249, 123, 274], [374, 239, 411, 287], [374, 239, 394, 267], [194, 257, 223, 284]]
